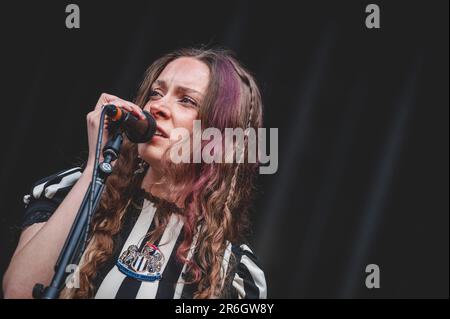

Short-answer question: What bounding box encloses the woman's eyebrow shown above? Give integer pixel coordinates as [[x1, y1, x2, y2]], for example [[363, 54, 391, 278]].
[[155, 79, 203, 97], [153, 79, 167, 89], [176, 86, 203, 97]]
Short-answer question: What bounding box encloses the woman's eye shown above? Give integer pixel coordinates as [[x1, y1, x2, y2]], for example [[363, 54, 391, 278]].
[[180, 96, 198, 107], [149, 90, 162, 99]]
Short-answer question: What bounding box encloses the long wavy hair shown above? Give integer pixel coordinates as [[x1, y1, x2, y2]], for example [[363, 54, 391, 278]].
[[61, 48, 263, 299]]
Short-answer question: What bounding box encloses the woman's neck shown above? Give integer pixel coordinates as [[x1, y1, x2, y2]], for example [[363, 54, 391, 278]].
[[140, 167, 184, 209]]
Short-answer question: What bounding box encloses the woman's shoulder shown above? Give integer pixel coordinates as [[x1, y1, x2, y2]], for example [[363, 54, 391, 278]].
[[229, 243, 261, 264], [225, 242, 267, 299], [23, 166, 82, 205], [22, 166, 82, 229]]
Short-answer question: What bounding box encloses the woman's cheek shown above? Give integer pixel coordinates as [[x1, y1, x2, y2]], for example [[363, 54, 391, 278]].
[[177, 113, 199, 133]]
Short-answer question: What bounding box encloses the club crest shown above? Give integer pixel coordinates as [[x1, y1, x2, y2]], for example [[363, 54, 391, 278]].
[[116, 242, 164, 282]]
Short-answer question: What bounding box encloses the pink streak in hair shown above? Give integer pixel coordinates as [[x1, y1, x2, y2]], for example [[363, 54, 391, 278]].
[[209, 58, 241, 130]]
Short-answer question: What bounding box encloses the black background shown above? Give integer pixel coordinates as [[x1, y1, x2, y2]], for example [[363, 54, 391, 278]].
[[0, 0, 448, 298]]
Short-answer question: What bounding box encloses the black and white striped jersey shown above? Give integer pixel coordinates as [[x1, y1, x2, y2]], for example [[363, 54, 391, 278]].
[[22, 167, 267, 299]]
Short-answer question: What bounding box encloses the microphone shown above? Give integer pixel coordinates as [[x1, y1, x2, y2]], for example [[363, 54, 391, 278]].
[[104, 104, 157, 143]]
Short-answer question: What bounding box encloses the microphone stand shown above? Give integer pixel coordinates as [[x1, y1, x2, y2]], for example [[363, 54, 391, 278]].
[[33, 119, 123, 299]]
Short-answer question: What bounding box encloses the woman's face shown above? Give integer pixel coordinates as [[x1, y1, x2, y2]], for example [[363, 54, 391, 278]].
[[138, 57, 210, 168]]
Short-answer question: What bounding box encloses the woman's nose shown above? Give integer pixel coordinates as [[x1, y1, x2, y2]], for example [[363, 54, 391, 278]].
[[149, 101, 171, 120]]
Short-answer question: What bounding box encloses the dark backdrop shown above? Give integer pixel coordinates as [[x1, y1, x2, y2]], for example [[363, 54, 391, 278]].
[[0, 0, 448, 298]]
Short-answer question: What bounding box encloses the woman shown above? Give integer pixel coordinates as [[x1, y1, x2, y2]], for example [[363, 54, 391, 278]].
[[3, 48, 267, 299]]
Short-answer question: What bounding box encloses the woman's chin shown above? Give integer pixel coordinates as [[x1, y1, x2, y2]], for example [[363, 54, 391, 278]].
[[138, 147, 163, 166]]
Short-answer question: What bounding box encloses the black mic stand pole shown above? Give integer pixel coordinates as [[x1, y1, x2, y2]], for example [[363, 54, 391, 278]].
[[33, 129, 123, 299]]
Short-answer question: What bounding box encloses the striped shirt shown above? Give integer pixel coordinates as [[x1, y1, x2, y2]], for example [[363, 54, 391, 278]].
[[22, 167, 267, 299]]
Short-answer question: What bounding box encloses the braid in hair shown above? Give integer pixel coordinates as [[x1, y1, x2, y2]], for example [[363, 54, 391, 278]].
[[223, 61, 256, 240]]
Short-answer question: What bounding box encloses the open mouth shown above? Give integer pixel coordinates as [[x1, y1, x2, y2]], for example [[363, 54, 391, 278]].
[[154, 127, 169, 138]]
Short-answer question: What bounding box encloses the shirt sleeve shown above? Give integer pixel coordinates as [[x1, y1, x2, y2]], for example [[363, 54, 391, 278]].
[[228, 243, 268, 299], [22, 167, 82, 229]]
